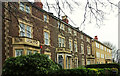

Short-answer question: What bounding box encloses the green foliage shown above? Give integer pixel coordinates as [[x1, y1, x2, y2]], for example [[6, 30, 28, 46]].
[[2, 53, 60, 75], [2, 54, 119, 75], [85, 63, 120, 69]]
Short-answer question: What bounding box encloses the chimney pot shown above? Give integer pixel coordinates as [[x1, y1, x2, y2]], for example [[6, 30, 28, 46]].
[[34, 0, 43, 9], [94, 36, 98, 40], [62, 15, 69, 24]]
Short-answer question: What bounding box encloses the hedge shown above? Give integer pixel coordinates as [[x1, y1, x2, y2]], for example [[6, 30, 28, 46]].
[[48, 68, 118, 76], [2, 54, 119, 75], [85, 63, 120, 69], [85, 63, 120, 74], [2, 53, 60, 75]]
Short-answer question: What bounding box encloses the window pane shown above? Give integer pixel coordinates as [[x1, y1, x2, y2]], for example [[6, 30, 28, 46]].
[[62, 38, 64, 47], [26, 6, 30, 13], [15, 49, 23, 57], [59, 38, 61, 47], [20, 23, 25, 36], [69, 41, 72, 51], [44, 32, 49, 45], [20, 3, 24, 11], [81, 45, 84, 54], [44, 15, 47, 22], [33, 51, 38, 54], [27, 26, 31, 38], [27, 50, 32, 55], [58, 22, 60, 27]]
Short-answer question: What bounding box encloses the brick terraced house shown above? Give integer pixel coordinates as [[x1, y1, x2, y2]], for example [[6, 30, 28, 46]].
[[2, 1, 112, 69]]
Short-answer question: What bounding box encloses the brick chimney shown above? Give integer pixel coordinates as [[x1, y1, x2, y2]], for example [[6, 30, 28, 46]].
[[34, 0, 43, 9], [62, 15, 69, 24], [94, 36, 98, 40]]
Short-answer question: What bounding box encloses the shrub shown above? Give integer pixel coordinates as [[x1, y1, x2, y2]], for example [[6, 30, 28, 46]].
[[2, 53, 60, 75]]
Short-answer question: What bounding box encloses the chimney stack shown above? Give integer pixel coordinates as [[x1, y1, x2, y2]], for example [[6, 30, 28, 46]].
[[34, 0, 43, 9], [94, 36, 98, 40], [62, 15, 69, 24]]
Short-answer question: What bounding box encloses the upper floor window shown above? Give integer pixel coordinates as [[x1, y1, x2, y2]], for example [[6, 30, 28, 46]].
[[20, 23, 25, 36], [58, 21, 60, 28], [81, 34, 83, 39], [96, 52, 100, 58], [81, 44, 84, 54], [58, 37, 65, 47], [19, 2, 31, 13], [61, 23, 64, 30], [105, 47, 106, 51], [87, 37, 90, 43], [58, 22, 65, 30], [26, 25, 31, 38], [19, 23, 32, 38], [20, 2, 24, 11], [96, 42, 99, 48], [74, 31, 77, 36], [15, 49, 23, 57], [100, 45, 103, 50], [44, 31, 50, 45], [107, 49, 109, 52], [74, 42, 77, 52], [109, 49, 111, 53], [44, 14, 49, 23], [87, 45, 91, 54], [101, 54, 104, 58], [69, 39, 73, 51], [26, 5, 30, 13], [68, 28, 72, 34]]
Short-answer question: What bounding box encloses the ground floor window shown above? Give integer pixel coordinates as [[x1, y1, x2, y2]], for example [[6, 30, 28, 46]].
[[87, 60, 91, 65], [15, 49, 23, 57], [68, 57, 71, 69], [27, 49, 32, 55], [33, 51, 38, 54], [58, 55, 63, 68]]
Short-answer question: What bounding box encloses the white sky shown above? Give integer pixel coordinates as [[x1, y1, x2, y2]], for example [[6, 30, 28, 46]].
[[30, 0, 119, 49]]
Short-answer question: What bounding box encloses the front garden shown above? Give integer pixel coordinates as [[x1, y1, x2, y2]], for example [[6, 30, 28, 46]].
[[2, 53, 119, 76]]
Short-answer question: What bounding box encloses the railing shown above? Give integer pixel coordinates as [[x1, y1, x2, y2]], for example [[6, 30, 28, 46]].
[[12, 37, 40, 47]]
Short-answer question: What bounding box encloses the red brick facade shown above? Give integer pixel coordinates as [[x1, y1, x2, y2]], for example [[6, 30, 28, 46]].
[[2, 2, 95, 68]]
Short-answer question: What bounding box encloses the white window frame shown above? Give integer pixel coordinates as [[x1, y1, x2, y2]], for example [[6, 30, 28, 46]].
[[19, 2, 31, 14], [81, 35, 83, 39], [62, 38, 65, 47], [27, 49, 32, 55], [26, 5, 30, 13], [81, 44, 84, 54], [96, 52, 100, 58], [19, 22, 32, 38], [69, 40, 72, 51], [87, 47, 91, 55], [44, 32, 50, 45], [74, 31, 77, 36], [68, 28, 72, 34], [15, 49, 23, 57], [20, 23, 25, 36], [26, 25, 32, 38], [58, 37, 62, 47], [20, 2, 24, 11], [74, 42, 77, 52]]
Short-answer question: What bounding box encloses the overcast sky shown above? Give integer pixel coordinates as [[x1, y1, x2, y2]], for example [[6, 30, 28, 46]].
[[30, 0, 119, 49]]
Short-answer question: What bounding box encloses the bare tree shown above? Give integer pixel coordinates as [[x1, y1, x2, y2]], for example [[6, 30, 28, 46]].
[[43, 0, 118, 28], [103, 42, 117, 62]]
